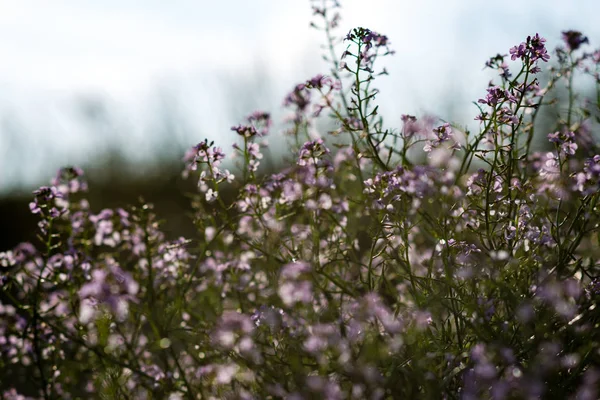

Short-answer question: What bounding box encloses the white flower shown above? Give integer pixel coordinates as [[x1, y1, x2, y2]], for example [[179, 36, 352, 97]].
[[205, 188, 218, 202]]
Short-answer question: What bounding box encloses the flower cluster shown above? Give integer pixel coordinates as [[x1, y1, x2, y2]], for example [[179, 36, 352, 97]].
[[562, 30, 589, 52], [342, 27, 393, 75], [485, 53, 512, 80], [2, 4, 600, 399], [478, 86, 517, 107], [297, 138, 330, 166], [423, 123, 458, 152], [548, 130, 578, 156], [78, 258, 139, 324], [509, 33, 550, 67], [574, 155, 600, 195], [183, 139, 233, 202]]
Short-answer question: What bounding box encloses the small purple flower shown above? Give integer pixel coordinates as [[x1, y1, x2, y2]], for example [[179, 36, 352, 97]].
[[298, 138, 330, 166], [205, 188, 218, 203], [562, 30, 589, 51], [547, 131, 578, 157], [213, 311, 254, 347], [307, 74, 324, 88], [305, 74, 341, 95], [433, 123, 452, 141], [345, 27, 389, 49], [245, 110, 271, 136], [547, 131, 561, 143], [478, 86, 517, 106], [29, 186, 64, 218], [251, 305, 285, 331], [278, 281, 313, 307], [509, 33, 550, 65], [231, 124, 257, 138], [0, 249, 16, 266], [561, 141, 578, 156], [246, 110, 270, 124], [278, 261, 313, 307], [284, 83, 311, 112], [51, 166, 87, 195], [424, 123, 454, 152], [587, 278, 600, 297], [477, 298, 496, 321], [280, 261, 311, 281], [78, 260, 139, 323], [510, 42, 527, 60]]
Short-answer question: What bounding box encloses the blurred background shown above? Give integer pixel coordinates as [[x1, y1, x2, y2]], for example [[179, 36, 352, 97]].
[[1, 0, 600, 248]]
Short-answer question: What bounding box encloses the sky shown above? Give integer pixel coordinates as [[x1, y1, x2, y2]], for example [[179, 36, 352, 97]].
[[1, 0, 599, 194]]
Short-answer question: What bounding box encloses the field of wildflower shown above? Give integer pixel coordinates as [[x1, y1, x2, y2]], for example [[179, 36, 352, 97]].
[[2, 1, 600, 399]]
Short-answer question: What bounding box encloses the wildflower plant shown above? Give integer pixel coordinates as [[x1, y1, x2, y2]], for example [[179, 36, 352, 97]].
[[2, 1, 600, 399]]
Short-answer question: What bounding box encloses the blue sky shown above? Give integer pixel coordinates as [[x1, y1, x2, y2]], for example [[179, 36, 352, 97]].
[[1, 0, 599, 193]]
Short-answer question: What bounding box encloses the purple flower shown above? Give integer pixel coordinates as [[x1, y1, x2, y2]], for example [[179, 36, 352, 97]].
[[12, 242, 36, 263], [478, 86, 517, 107], [547, 131, 561, 143], [245, 110, 272, 136], [29, 186, 64, 217], [78, 260, 139, 323], [345, 27, 389, 49], [278, 281, 313, 307], [509, 33, 550, 65], [2, 388, 30, 400], [298, 138, 330, 166], [51, 166, 87, 195], [213, 311, 254, 347], [587, 278, 600, 297], [246, 110, 270, 123], [280, 261, 311, 280], [0, 249, 16, 266], [307, 74, 324, 88], [278, 261, 313, 307], [284, 83, 311, 112], [575, 368, 600, 400], [561, 141, 578, 156], [574, 155, 600, 194], [251, 305, 285, 331], [433, 123, 452, 141], [281, 180, 303, 204], [562, 30, 589, 51], [548, 130, 577, 156], [424, 123, 454, 152], [509, 42, 527, 60], [231, 124, 257, 138]]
